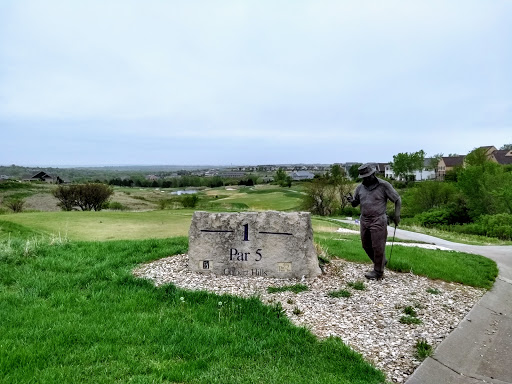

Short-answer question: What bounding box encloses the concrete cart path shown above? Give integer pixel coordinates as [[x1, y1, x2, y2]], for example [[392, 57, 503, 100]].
[[336, 221, 512, 383]]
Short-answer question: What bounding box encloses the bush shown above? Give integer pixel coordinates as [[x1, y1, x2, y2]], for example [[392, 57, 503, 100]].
[[467, 214, 512, 240], [5, 198, 25, 213], [105, 201, 127, 211], [401, 181, 460, 217], [53, 183, 113, 211], [415, 209, 451, 227], [181, 194, 199, 208]]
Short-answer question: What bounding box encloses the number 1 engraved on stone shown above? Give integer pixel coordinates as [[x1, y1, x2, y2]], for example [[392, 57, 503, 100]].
[[243, 224, 249, 241]]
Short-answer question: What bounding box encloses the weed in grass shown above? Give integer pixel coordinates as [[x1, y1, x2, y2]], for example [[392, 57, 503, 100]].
[[287, 298, 294, 305], [292, 307, 302, 315], [427, 288, 441, 295], [403, 306, 418, 317], [267, 284, 309, 294], [328, 289, 351, 298], [415, 339, 433, 360], [347, 281, 366, 291], [400, 315, 422, 325]]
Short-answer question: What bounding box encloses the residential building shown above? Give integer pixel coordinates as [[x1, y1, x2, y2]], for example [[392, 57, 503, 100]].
[[437, 156, 465, 180], [289, 171, 315, 181], [490, 149, 512, 165], [22, 171, 60, 183]]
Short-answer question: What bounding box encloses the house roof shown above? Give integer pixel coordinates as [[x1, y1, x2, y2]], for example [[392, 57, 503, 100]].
[[492, 150, 512, 165], [477, 146, 497, 156], [22, 171, 53, 180], [375, 163, 387, 172], [442, 156, 465, 167]]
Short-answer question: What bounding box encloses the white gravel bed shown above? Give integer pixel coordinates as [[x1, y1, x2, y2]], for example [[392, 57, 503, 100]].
[[133, 254, 484, 383]]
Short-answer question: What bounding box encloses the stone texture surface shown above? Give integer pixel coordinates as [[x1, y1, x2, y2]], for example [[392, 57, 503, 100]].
[[188, 211, 321, 278]]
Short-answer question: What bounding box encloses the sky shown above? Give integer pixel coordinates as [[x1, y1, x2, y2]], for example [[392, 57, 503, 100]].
[[1, 1, 511, 167]]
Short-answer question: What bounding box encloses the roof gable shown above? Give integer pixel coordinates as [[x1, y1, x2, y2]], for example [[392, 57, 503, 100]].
[[492, 150, 512, 165], [442, 156, 465, 167]]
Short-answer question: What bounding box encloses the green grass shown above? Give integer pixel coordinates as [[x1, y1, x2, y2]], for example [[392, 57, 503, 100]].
[[403, 306, 418, 317], [315, 231, 498, 289], [347, 281, 366, 291], [400, 316, 422, 325], [328, 289, 351, 298], [0, 210, 194, 241], [208, 186, 303, 211], [0, 237, 385, 384], [0, 220, 44, 240], [415, 339, 433, 360], [267, 284, 309, 294]]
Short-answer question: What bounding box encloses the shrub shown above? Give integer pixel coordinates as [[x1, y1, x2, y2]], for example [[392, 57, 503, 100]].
[[181, 194, 199, 208], [53, 183, 113, 211], [106, 201, 127, 211], [5, 198, 25, 213]]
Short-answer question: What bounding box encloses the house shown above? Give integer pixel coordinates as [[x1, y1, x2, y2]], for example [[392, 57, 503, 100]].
[[375, 163, 387, 177], [384, 164, 395, 179], [412, 159, 437, 181], [220, 171, 246, 179], [23, 171, 59, 183], [437, 156, 465, 180], [490, 149, 512, 165], [289, 171, 315, 181], [385, 159, 435, 181]]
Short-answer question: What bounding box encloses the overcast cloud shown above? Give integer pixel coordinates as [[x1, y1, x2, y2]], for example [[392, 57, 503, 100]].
[[1, 1, 511, 166]]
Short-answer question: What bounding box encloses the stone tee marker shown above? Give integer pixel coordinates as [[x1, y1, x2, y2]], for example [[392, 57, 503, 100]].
[[188, 211, 321, 279]]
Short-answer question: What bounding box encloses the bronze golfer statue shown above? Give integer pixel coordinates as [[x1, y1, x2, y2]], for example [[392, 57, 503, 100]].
[[347, 163, 401, 279]]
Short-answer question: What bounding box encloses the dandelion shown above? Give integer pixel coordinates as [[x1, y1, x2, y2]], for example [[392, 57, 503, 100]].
[[218, 301, 223, 306], [180, 297, 185, 302]]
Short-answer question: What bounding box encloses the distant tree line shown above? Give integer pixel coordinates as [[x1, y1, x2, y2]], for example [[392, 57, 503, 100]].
[[107, 175, 260, 189]]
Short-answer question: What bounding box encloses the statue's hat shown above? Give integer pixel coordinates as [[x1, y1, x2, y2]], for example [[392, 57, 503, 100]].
[[358, 163, 376, 178]]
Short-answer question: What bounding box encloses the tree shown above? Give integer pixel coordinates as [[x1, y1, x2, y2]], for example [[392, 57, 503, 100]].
[[181, 194, 199, 208], [401, 181, 459, 216], [53, 183, 113, 211], [53, 185, 78, 211], [500, 144, 512, 150], [329, 164, 352, 211], [274, 168, 292, 187], [465, 147, 490, 167], [427, 153, 443, 178], [301, 177, 336, 216], [5, 198, 25, 213], [457, 163, 512, 218], [348, 163, 362, 180], [390, 150, 426, 181]]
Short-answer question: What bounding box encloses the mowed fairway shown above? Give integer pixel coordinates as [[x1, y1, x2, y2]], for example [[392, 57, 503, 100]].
[[206, 186, 304, 211], [0, 210, 194, 241]]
